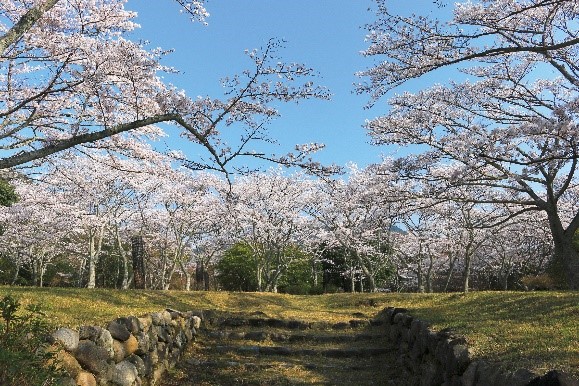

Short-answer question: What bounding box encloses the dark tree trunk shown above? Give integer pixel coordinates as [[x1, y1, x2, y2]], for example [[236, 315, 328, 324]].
[[551, 235, 579, 290], [426, 254, 434, 293], [196, 263, 204, 290], [462, 255, 471, 293], [203, 270, 210, 291], [443, 256, 456, 292], [546, 210, 579, 290], [131, 235, 146, 289]]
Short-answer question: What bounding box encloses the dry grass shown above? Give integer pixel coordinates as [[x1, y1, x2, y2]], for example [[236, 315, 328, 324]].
[[0, 287, 577, 377]]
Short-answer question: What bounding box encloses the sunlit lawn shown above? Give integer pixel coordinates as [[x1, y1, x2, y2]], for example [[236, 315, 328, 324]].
[[0, 286, 577, 377]]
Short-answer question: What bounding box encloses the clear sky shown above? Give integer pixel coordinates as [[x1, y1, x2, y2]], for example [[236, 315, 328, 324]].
[[125, 1, 446, 170]]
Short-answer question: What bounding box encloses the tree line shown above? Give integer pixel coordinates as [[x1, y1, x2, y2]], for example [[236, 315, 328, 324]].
[[0, 158, 565, 293], [1, 0, 578, 290]]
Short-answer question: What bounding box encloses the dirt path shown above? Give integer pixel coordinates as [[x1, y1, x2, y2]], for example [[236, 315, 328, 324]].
[[160, 310, 408, 385]]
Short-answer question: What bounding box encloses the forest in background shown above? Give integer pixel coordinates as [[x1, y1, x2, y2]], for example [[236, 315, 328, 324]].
[[1, 0, 578, 291]]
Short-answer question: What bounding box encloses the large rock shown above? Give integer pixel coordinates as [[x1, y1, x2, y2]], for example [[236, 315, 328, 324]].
[[191, 315, 202, 330], [107, 321, 131, 342], [79, 326, 114, 360], [112, 339, 126, 363], [151, 310, 172, 325], [116, 316, 142, 335], [95, 328, 115, 360], [154, 325, 170, 343], [76, 371, 97, 386], [111, 361, 138, 386], [447, 344, 471, 375], [473, 360, 507, 386], [172, 330, 186, 349], [139, 353, 154, 377], [74, 340, 112, 378], [52, 327, 79, 352], [125, 354, 146, 377], [419, 356, 443, 386], [112, 334, 139, 363], [123, 334, 139, 356], [461, 361, 479, 386], [138, 316, 152, 332], [79, 325, 100, 341], [504, 368, 540, 386], [55, 350, 83, 378], [134, 331, 150, 355], [528, 370, 579, 386]]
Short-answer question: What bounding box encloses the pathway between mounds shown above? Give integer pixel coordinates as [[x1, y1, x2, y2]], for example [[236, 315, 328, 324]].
[[160, 309, 406, 385]]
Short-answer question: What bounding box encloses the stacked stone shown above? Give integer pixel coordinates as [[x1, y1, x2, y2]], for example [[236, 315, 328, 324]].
[[49, 309, 202, 386], [376, 307, 577, 386]]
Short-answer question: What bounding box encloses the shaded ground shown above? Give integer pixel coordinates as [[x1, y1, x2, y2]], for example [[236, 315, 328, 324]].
[[161, 310, 408, 385], [1, 288, 576, 377]]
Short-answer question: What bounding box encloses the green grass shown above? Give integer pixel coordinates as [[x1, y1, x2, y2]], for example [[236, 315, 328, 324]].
[[0, 287, 577, 377]]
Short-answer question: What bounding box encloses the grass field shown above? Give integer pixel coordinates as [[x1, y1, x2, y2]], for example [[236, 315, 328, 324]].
[[0, 287, 577, 377]]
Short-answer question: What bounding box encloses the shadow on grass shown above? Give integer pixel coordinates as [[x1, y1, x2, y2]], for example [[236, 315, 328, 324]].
[[404, 291, 579, 376], [163, 307, 400, 386]]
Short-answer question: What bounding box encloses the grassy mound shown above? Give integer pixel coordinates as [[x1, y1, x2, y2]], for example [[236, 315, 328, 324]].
[[0, 287, 576, 377]]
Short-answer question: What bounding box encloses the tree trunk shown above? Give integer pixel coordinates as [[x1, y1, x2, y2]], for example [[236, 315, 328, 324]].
[[352, 251, 376, 292], [204, 270, 210, 291], [77, 256, 86, 287], [462, 253, 472, 293], [417, 259, 424, 293], [115, 227, 130, 289], [551, 234, 579, 290], [181, 261, 192, 291], [87, 231, 96, 289], [443, 255, 456, 292], [87, 225, 104, 289], [11, 257, 21, 285], [0, 0, 60, 55], [162, 262, 176, 290], [350, 264, 355, 293], [39, 260, 46, 288], [131, 235, 146, 289], [312, 258, 318, 287], [546, 210, 579, 290], [256, 265, 263, 292], [426, 254, 434, 293], [500, 256, 512, 291]]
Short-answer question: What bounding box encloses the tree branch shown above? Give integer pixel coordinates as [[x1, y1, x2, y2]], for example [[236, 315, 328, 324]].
[[0, 114, 178, 169], [0, 0, 60, 57]]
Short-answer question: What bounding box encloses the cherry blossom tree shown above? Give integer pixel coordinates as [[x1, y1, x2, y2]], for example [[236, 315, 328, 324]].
[[36, 149, 180, 288], [42, 155, 126, 287], [359, 0, 579, 289], [306, 164, 402, 292], [394, 208, 441, 293], [475, 212, 553, 290], [144, 170, 224, 290], [0, 0, 331, 175], [0, 178, 81, 286], [227, 169, 313, 292]]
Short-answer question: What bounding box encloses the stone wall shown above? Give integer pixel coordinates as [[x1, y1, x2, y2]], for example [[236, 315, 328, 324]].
[[48, 306, 578, 386], [378, 307, 577, 386], [49, 309, 201, 386]]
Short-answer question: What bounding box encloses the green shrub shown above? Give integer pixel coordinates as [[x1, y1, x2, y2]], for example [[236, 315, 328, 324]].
[[277, 252, 316, 295], [216, 243, 259, 292], [0, 295, 62, 385], [0, 179, 18, 208]]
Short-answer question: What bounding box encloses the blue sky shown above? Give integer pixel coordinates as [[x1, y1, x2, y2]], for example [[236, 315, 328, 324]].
[[126, 1, 447, 170]]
